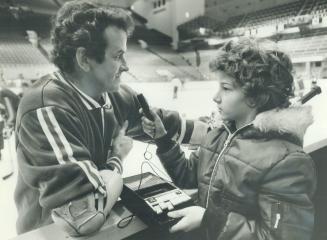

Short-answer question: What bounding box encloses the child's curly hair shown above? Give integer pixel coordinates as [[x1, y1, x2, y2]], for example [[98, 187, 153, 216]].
[[209, 37, 294, 113]]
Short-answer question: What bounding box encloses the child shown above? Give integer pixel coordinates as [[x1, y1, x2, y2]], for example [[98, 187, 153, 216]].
[[141, 38, 316, 240]]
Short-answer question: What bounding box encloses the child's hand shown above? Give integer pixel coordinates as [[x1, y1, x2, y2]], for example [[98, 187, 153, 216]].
[[140, 108, 167, 139], [168, 206, 205, 233]]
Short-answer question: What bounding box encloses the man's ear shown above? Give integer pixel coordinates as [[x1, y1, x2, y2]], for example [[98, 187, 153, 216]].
[[75, 47, 90, 72]]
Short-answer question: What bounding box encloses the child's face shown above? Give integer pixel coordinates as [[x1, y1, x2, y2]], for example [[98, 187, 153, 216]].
[[213, 70, 255, 122]]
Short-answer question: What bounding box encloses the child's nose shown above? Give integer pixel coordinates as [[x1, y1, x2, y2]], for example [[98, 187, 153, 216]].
[[213, 91, 221, 104]]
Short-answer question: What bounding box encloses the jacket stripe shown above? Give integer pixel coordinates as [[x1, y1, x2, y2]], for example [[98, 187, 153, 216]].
[[37, 107, 106, 196], [36, 108, 65, 164], [177, 117, 186, 143], [189, 120, 209, 145], [45, 107, 107, 195], [45, 107, 106, 187]]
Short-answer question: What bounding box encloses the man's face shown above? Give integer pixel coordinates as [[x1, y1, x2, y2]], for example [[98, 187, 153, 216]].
[[88, 25, 128, 92]]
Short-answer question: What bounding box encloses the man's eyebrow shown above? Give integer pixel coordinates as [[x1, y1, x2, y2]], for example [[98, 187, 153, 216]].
[[115, 49, 125, 55]]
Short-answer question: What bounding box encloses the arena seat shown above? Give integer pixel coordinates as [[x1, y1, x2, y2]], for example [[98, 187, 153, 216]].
[[0, 32, 56, 80], [242, 1, 302, 27], [178, 1, 305, 40], [125, 43, 204, 81], [0, 34, 49, 65], [177, 16, 222, 40], [277, 34, 327, 59]]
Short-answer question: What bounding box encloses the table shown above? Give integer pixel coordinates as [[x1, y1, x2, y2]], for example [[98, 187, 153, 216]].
[[10, 189, 198, 240]]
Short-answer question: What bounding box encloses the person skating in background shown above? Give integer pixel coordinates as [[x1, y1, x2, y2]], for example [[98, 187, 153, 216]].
[[171, 76, 182, 99]]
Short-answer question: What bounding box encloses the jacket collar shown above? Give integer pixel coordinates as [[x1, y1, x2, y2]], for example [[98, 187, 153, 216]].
[[251, 105, 313, 143], [53, 71, 112, 110], [216, 106, 313, 145]]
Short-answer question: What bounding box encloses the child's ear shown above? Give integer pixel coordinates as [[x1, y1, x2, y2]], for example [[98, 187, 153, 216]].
[[246, 94, 270, 110], [245, 97, 257, 108]]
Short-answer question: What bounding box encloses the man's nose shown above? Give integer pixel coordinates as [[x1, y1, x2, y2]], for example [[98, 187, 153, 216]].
[[120, 57, 129, 72]]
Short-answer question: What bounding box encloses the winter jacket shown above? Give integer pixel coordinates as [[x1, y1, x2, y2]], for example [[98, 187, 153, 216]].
[[14, 71, 206, 234], [157, 106, 317, 240]]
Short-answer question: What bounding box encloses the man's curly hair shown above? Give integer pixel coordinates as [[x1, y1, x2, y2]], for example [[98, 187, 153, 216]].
[[51, 1, 134, 73], [209, 38, 294, 112]]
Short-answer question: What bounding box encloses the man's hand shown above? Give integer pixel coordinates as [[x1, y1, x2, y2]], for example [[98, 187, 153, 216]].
[[112, 121, 133, 160], [168, 206, 206, 233], [140, 108, 167, 139], [99, 170, 123, 217]]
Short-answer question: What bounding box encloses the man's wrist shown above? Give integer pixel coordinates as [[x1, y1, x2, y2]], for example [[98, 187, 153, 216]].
[[111, 152, 122, 159], [106, 156, 123, 174]]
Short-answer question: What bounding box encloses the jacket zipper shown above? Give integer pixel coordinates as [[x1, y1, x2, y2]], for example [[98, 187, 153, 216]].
[[101, 107, 108, 164], [274, 201, 282, 229], [101, 107, 105, 137], [205, 123, 252, 208], [274, 213, 281, 229]]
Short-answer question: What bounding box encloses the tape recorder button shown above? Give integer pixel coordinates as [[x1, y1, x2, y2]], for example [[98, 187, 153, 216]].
[[159, 201, 167, 210], [153, 205, 163, 214], [147, 197, 157, 203], [167, 201, 174, 210]]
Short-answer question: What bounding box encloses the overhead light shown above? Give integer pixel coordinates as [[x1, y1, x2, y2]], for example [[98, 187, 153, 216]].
[[207, 38, 221, 45], [138, 39, 148, 49], [185, 12, 190, 18], [26, 30, 39, 47], [199, 27, 206, 35]]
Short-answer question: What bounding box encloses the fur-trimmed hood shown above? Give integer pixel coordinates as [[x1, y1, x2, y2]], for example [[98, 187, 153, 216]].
[[252, 105, 313, 141], [214, 106, 313, 145]]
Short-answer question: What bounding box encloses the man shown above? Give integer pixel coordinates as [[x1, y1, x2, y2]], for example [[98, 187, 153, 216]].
[[0, 67, 5, 85], [0, 69, 19, 125], [0, 85, 21, 128], [0, 81, 20, 154], [15, 1, 208, 235], [0, 84, 20, 179]]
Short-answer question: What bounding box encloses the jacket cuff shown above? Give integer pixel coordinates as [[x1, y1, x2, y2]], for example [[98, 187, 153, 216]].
[[201, 207, 228, 239], [155, 134, 175, 154], [106, 156, 123, 174], [156, 141, 181, 163]]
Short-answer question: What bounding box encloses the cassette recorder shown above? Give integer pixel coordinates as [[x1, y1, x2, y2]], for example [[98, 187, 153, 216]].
[[120, 172, 194, 229]]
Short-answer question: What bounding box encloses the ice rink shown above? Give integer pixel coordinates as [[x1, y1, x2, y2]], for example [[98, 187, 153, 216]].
[[1, 80, 326, 239]]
